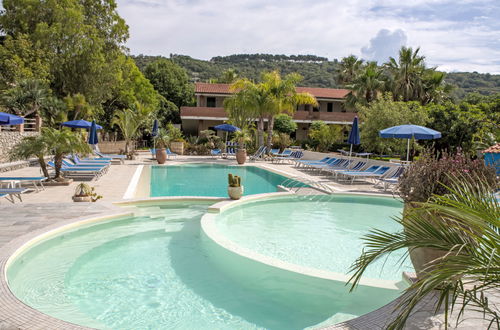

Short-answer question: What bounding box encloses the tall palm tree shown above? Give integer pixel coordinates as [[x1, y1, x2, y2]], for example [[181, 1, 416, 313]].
[[347, 62, 384, 106], [262, 71, 317, 150], [349, 176, 499, 329], [336, 55, 364, 85], [385, 47, 426, 102], [112, 108, 143, 157]]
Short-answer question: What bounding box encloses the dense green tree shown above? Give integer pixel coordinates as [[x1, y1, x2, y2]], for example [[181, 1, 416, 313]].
[[217, 68, 239, 83], [308, 121, 344, 152], [64, 93, 96, 121], [0, 0, 129, 106], [143, 58, 194, 110], [358, 94, 429, 156], [273, 113, 297, 134]]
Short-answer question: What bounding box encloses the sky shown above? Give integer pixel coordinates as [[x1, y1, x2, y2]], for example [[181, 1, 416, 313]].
[[117, 1, 495, 73]]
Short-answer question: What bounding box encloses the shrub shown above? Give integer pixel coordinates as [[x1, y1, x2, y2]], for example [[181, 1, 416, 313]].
[[398, 150, 497, 203], [274, 114, 297, 134]]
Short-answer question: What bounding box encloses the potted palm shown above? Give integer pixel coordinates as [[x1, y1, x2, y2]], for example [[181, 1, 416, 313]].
[[227, 173, 244, 200], [233, 129, 252, 165], [154, 129, 170, 164], [72, 183, 102, 202], [166, 123, 185, 155]]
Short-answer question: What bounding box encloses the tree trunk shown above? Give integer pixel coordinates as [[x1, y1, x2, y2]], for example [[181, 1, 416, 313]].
[[38, 155, 50, 179], [257, 117, 265, 147], [266, 116, 275, 151], [54, 154, 63, 180]]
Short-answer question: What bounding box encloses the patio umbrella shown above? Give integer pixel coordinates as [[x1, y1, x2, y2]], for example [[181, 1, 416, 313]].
[[347, 116, 360, 160], [88, 120, 99, 145], [61, 119, 103, 129], [151, 119, 159, 158], [214, 124, 241, 149], [379, 124, 441, 161], [0, 112, 24, 125]]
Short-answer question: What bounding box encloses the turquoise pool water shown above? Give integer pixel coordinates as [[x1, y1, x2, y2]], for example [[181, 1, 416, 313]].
[[7, 201, 403, 330], [150, 164, 301, 197], [215, 195, 413, 281]]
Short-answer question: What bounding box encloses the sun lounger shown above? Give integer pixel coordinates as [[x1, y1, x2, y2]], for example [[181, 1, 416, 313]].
[[48, 161, 104, 180], [72, 155, 111, 165], [342, 166, 391, 184], [269, 148, 280, 155], [166, 148, 178, 159], [0, 177, 47, 192], [309, 158, 346, 171], [210, 149, 221, 158], [326, 161, 367, 178], [374, 166, 405, 191], [63, 159, 109, 172], [275, 150, 304, 164], [95, 151, 126, 164], [250, 146, 267, 161], [0, 188, 27, 203], [294, 157, 331, 167]]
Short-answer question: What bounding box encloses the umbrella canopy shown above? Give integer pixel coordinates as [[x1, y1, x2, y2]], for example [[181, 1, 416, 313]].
[[0, 112, 24, 125], [214, 123, 240, 132], [347, 116, 360, 159], [62, 119, 102, 129], [151, 119, 159, 137], [379, 124, 441, 140], [88, 120, 99, 145], [379, 124, 441, 161]]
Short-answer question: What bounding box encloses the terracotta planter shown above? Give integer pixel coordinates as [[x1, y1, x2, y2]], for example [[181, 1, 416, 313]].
[[170, 141, 184, 155], [73, 195, 92, 202], [156, 148, 167, 164], [228, 186, 244, 200], [404, 203, 448, 278], [236, 149, 247, 165]]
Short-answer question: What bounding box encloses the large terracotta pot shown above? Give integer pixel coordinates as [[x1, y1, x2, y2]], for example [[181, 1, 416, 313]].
[[156, 148, 167, 164], [404, 203, 448, 278], [170, 141, 184, 155], [228, 186, 244, 200], [236, 149, 247, 165]]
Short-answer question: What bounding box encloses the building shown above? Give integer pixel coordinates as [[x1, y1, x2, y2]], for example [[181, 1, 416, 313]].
[[180, 82, 356, 140]]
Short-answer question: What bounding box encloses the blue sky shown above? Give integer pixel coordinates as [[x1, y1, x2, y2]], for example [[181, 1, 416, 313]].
[[108, 1, 498, 73]]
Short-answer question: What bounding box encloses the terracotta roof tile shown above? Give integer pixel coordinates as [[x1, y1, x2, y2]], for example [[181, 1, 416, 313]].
[[483, 143, 500, 153], [194, 83, 349, 99]]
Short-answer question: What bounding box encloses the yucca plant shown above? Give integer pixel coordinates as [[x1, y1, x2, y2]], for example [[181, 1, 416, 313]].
[[349, 175, 499, 329]]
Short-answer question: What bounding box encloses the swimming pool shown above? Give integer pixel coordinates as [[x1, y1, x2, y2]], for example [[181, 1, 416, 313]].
[[7, 200, 405, 330], [150, 164, 302, 197], [213, 195, 413, 282]]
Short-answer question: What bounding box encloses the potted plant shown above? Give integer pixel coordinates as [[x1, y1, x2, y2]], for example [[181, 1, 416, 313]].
[[233, 129, 252, 165], [72, 183, 102, 202], [154, 129, 170, 164], [397, 150, 497, 277], [227, 173, 244, 200], [166, 123, 185, 155]]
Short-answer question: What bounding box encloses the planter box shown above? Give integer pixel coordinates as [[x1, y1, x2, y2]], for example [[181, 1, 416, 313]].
[[170, 141, 184, 155]]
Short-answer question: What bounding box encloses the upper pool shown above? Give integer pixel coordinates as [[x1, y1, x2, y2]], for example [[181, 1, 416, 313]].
[[150, 164, 301, 197]]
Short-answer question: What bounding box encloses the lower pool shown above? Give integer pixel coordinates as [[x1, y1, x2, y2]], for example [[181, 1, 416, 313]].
[[150, 164, 303, 197], [7, 201, 405, 330]]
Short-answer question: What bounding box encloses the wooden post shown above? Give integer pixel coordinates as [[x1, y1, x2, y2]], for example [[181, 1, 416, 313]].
[[35, 115, 43, 132]]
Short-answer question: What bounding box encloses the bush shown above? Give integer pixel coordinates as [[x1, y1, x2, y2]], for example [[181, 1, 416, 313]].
[[274, 114, 297, 134], [398, 150, 497, 203], [308, 121, 344, 152]]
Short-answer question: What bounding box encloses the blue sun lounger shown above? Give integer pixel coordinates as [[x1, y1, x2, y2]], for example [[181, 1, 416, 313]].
[[62, 160, 109, 172], [0, 188, 27, 203], [95, 151, 126, 164], [210, 149, 221, 158], [0, 177, 47, 192], [374, 166, 405, 191], [166, 148, 178, 159], [294, 157, 331, 167], [326, 161, 367, 178], [342, 166, 391, 184], [48, 162, 105, 180], [309, 158, 346, 171], [72, 155, 111, 165]]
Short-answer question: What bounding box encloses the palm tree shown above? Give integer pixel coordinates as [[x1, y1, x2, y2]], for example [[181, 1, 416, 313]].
[[261, 71, 317, 150], [347, 62, 384, 106], [64, 93, 94, 120], [42, 128, 92, 180], [9, 135, 51, 178], [348, 176, 499, 329], [385, 47, 426, 102], [336, 55, 364, 85], [112, 108, 143, 157], [1, 79, 48, 117]]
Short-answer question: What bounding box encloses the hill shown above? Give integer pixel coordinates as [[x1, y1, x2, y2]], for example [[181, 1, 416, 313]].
[[132, 54, 500, 97]]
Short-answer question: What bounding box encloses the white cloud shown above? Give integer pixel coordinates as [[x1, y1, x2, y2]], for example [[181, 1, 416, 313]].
[[115, 0, 500, 73]]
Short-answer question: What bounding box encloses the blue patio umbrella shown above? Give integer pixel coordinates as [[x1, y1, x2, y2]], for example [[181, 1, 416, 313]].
[[0, 112, 24, 125], [88, 120, 99, 145], [347, 116, 360, 159], [214, 123, 241, 148], [151, 119, 159, 137], [61, 119, 103, 129], [379, 124, 441, 161]]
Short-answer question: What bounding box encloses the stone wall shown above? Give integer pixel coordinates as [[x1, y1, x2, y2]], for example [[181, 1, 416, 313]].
[[0, 131, 39, 163]]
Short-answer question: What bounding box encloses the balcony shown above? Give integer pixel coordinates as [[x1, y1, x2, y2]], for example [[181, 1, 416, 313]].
[[180, 107, 356, 124]]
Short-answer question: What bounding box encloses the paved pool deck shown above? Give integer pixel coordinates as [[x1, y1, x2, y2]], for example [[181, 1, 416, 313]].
[[0, 154, 495, 329]]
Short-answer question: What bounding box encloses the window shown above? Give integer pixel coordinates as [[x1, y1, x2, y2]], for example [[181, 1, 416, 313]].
[[313, 106, 319, 112], [206, 97, 216, 108], [327, 103, 333, 112]]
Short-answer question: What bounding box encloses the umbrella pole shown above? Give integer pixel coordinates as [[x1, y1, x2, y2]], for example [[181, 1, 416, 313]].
[[349, 144, 353, 161], [406, 138, 410, 161]]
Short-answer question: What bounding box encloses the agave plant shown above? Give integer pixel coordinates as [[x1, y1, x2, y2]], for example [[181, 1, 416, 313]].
[[348, 175, 499, 329]]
